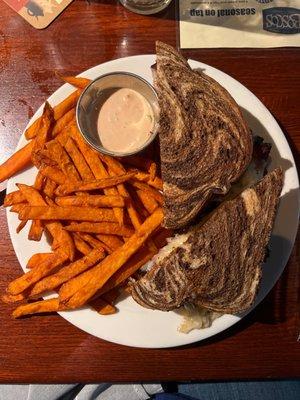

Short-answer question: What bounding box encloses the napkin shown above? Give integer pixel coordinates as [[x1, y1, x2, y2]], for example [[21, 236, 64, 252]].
[[179, 0, 300, 48]]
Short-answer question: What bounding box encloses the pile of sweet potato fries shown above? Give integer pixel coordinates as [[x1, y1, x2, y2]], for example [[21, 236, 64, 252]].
[[1, 75, 171, 318]]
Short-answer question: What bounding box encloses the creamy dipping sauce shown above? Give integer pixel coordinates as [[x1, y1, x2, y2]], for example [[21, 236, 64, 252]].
[[97, 88, 154, 153]]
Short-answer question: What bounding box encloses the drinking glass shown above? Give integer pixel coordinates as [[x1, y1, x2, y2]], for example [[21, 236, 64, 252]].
[[119, 0, 173, 15]]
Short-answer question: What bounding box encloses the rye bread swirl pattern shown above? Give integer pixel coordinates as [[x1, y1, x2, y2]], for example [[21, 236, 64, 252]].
[[154, 42, 253, 229], [131, 168, 283, 314]]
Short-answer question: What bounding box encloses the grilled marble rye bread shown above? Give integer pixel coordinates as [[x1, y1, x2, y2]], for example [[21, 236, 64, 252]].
[[131, 168, 283, 314], [154, 42, 253, 229]]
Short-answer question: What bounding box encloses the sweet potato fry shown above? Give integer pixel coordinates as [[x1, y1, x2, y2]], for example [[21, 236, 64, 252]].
[[55, 173, 135, 196], [16, 183, 43, 206], [31, 149, 58, 169], [89, 297, 117, 315], [109, 170, 142, 229], [16, 220, 27, 233], [27, 253, 54, 269], [94, 235, 121, 253], [73, 233, 93, 256], [59, 208, 163, 307], [99, 153, 126, 176], [112, 169, 157, 252], [12, 298, 68, 318], [77, 233, 105, 251], [30, 248, 105, 298], [64, 222, 133, 237], [99, 246, 155, 295], [126, 186, 148, 219], [52, 108, 76, 137], [136, 189, 158, 214], [108, 169, 157, 252], [7, 251, 67, 295], [149, 162, 157, 181], [39, 166, 67, 185], [4, 191, 26, 207], [55, 194, 125, 208], [130, 180, 163, 204], [130, 171, 163, 190], [24, 118, 43, 141], [28, 171, 46, 241], [2, 293, 26, 303], [96, 234, 123, 252], [39, 143, 59, 163], [69, 125, 124, 225], [19, 206, 116, 222], [31, 102, 54, 168], [59, 75, 91, 89], [43, 178, 57, 198], [97, 156, 145, 230], [55, 120, 75, 147], [34, 171, 44, 190], [46, 222, 75, 261], [11, 184, 43, 241], [97, 303, 117, 315], [28, 220, 43, 241], [45, 196, 55, 206], [25, 90, 81, 140], [121, 155, 155, 173], [10, 204, 26, 213], [92, 240, 111, 254], [52, 90, 81, 121], [15, 184, 75, 260], [45, 140, 80, 182], [64, 137, 94, 181], [0, 141, 34, 183], [69, 125, 108, 177]]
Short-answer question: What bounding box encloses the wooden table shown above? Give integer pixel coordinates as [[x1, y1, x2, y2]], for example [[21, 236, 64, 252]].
[[0, 0, 299, 383]]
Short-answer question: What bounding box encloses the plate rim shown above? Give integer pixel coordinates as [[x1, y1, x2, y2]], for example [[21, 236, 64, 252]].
[[6, 54, 300, 348]]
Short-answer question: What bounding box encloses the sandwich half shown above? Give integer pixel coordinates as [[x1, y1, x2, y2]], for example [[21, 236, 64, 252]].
[[131, 168, 283, 314], [154, 41, 253, 229]]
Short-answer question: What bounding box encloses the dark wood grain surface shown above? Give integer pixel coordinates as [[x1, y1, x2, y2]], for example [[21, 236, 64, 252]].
[[0, 0, 299, 383]]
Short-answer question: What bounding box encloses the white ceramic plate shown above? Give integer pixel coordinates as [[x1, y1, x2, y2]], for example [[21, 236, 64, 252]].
[[6, 55, 300, 348]]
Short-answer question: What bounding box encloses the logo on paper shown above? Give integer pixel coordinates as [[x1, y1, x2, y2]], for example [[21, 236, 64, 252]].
[[262, 7, 300, 34]]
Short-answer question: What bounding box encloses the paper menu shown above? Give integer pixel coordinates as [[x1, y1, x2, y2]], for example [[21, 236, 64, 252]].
[[179, 0, 300, 48], [3, 0, 73, 29]]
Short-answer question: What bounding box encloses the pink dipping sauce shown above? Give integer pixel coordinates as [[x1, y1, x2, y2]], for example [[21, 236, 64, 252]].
[[97, 88, 154, 153]]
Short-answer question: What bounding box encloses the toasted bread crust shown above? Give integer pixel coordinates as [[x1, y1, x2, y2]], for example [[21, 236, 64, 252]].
[[155, 41, 253, 229], [131, 168, 284, 314]]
